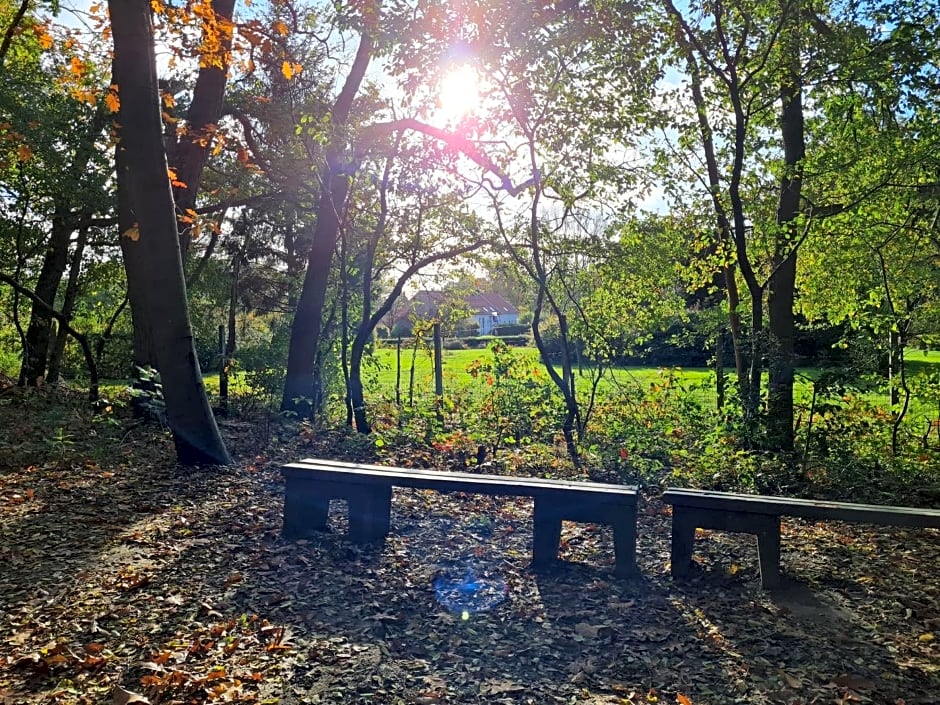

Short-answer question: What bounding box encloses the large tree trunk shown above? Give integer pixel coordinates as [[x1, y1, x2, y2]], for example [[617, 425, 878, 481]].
[[110, 0, 231, 465], [281, 33, 374, 418], [113, 137, 157, 384], [18, 207, 73, 386], [766, 6, 805, 453]]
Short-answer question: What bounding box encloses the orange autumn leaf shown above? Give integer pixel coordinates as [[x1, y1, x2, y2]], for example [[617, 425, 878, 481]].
[[35, 24, 53, 50], [69, 56, 84, 77], [167, 168, 186, 188], [677, 694, 693, 705], [16, 144, 33, 161], [281, 61, 302, 80], [105, 86, 120, 113], [273, 19, 289, 36], [122, 227, 140, 241]]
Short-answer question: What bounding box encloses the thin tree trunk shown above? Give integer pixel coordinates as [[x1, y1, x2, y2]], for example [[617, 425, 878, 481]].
[[19, 207, 74, 386], [0, 0, 31, 70], [0, 271, 99, 401], [219, 254, 240, 415], [94, 294, 129, 370], [281, 33, 373, 418], [169, 0, 237, 259], [109, 0, 231, 465], [766, 0, 804, 452], [47, 224, 90, 384]]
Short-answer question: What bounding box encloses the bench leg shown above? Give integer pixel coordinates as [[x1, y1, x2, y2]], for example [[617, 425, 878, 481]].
[[531, 497, 562, 571], [348, 486, 392, 544], [756, 517, 782, 589], [670, 510, 697, 579], [283, 483, 330, 539], [610, 505, 639, 577]]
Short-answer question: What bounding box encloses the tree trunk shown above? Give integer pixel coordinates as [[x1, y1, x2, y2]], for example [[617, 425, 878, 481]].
[[117, 124, 158, 389], [109, 0, 231, 465], [766, 6, 805, 452], [219, 254, 239, 415], [281, 172, 350, 418], [18, 207, 73, 386], [281, 33, 373, 418], [47, 224, 90, 384], [169, 0, 236, 259], [349, 336, 369, 433], [0, 271, 99, 401]]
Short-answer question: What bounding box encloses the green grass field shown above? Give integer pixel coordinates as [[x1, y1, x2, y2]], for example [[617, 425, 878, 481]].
[[189, 344, 940, 425], [362, 343, 940, 417]]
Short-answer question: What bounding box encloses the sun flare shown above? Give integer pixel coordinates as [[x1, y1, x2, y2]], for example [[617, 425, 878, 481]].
[[437, 64, 480, 123]]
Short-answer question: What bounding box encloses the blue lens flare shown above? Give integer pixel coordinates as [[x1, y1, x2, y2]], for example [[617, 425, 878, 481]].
[[433, 568, 508, 614]]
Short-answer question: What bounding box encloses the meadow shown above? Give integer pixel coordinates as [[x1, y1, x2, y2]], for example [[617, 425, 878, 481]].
[[362, 342, 940, 415]]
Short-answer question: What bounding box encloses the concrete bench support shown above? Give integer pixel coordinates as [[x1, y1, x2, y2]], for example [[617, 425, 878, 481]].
[[283, 459, 639, 578], [664, 488, 940, 589]]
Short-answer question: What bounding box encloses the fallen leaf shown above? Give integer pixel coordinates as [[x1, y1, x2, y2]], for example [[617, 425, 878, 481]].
[[481, 679, 525, 695], [831, 675, 876, 691], [112, 686, 150, 704]]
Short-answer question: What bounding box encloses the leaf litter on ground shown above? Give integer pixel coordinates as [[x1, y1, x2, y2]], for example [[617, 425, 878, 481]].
[[0, 392, 937, 704]]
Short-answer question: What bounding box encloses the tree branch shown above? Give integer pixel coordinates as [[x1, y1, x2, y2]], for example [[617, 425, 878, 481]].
[[359, 118, 537, 195], [0, 271, 99, 401]]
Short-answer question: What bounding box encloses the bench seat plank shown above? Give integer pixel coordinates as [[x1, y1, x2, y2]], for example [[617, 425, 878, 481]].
[[664, 488, 939, 589], [664, 488, 940, 528], [282, 459, 639, 577]]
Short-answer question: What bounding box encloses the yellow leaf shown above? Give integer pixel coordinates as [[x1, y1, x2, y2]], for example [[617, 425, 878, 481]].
[[69, 56, 83, 77], [122, 227, 140, 241], [677, 694, 692, 705], [919, 632, 935, 643], [161, 92, 175, 109], [273, 19, 289, 36], [281, 61, 294, 80]]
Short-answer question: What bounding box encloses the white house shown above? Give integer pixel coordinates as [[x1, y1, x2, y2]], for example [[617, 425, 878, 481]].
[[406, 290, 520, 335], [465, 293, 519, 334]]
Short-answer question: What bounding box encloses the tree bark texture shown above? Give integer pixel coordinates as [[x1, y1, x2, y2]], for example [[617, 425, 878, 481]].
[[766, 6, 804, 452], [46, 224, 89, 384], [110, 0, 231, 465], [169, 0, 236, 259], [281, 32, 374, 418], [18, 207, 72, 386]]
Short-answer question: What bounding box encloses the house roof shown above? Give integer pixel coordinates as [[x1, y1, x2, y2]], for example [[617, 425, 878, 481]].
[[465, 292, 518, 316], [408, 290, 519, 318]]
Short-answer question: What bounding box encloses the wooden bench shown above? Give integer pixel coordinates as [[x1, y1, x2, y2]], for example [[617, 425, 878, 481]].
[[663, 487, 940, 589], [282, 458, 639, 576]]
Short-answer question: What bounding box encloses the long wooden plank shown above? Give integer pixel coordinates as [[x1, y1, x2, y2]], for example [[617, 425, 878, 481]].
[[663, 488, 940, 528], [286, 459, 638, 500]]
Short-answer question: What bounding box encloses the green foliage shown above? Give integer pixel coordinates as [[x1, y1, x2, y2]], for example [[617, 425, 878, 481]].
[[462, 341, 562, 455], [585, 368, 716, 486]]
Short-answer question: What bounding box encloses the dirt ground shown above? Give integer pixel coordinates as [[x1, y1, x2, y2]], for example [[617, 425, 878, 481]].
[[0, 410, 938, 705]]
